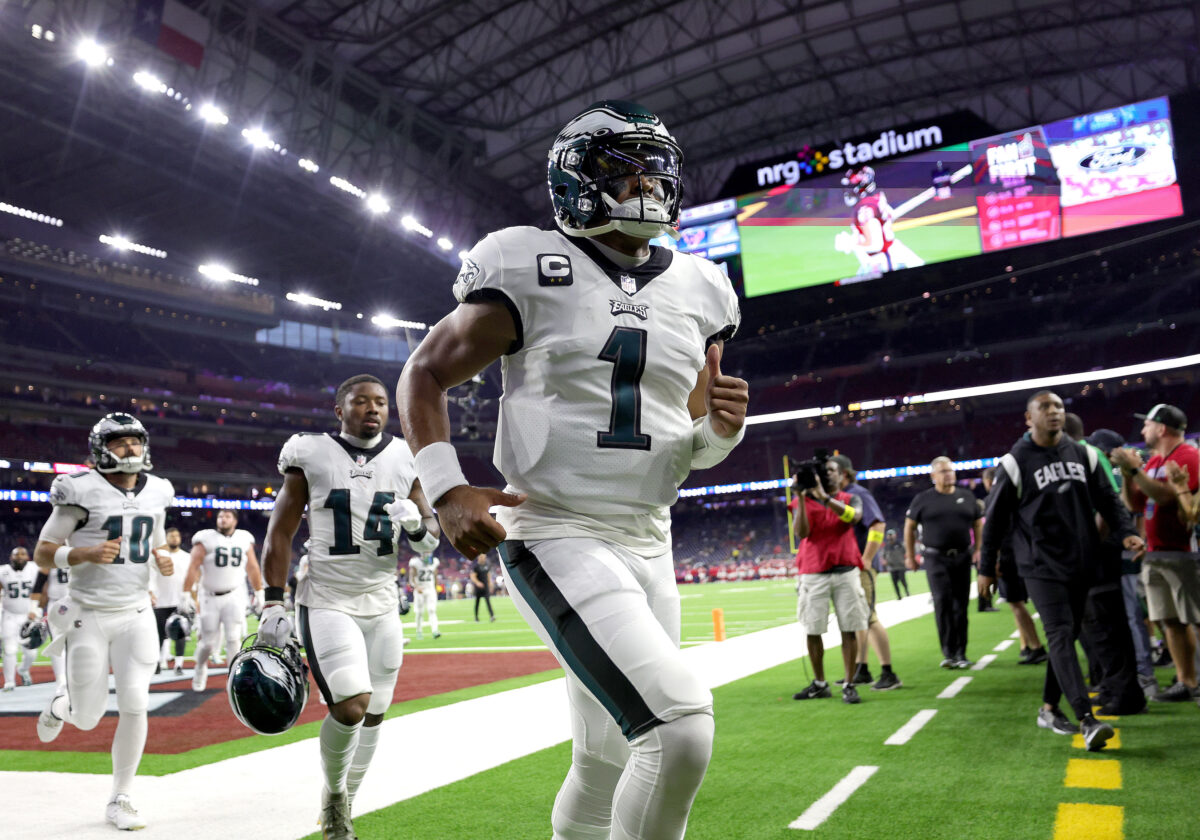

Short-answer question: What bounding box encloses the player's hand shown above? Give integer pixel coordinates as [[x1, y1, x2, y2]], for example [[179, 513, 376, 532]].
[[435, 485, 525, 558], [251, 589, 265, 616], [1123, 534, 1146, 562], [971, 549, 981, 568], [153, 549, 174, 576], [28, 609, 40, 621], [704, 345, 748, 439], [81, 538, 122, 565], [977, 574, 994, 601], [179, 592, 197, 617], [387, 498, 424, 533], [258, 605, 294, 648]]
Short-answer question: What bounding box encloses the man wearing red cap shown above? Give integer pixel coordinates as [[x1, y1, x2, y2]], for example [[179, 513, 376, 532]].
[[1111, 404, 1200, 704]]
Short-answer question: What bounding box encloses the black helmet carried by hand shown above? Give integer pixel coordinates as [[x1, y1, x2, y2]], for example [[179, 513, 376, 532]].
[[226, 635, 310, 735]]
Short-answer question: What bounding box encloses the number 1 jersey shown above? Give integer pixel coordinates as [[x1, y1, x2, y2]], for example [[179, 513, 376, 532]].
[[454, 227, 740, 549], [278, 432, 417, 615]]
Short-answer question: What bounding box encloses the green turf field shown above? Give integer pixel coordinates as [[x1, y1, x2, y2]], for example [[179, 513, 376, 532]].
[[741, 223, 982, 297]]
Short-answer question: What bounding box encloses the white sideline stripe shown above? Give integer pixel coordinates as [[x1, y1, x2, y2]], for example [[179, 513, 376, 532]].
[[5, 594, 939, 839], [1010, 630, 1021, 639], [937, 676, 972, 699], [971, 654, 998, 670], [885, 709, 937, 745], [993, 639, 1015, 652], [788, 765, 879, 830]]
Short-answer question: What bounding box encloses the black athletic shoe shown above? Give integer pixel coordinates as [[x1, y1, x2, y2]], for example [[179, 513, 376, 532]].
[[852, 665, 873, 685], [1098, 698, 1146, 716], [793, 680, 832, 700], [1021, 647, 1048, 665], [1153, 681, 1195, 703], [1036, 707, 1079, 735], [1151, 645, 1173, 667], [1081, 715, 1115, 752], [871, 671, 902, 691], [842, 685, 862, 704]]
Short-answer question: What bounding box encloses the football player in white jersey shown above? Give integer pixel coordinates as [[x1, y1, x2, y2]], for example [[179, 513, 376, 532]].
[[407, 552, 441, 639], [258, 374, 439, 840], [150, 527, 190, 676], [1, 547, 40, 689], [32, 413, 176, 831], [182, 509, 263, 691], [34, 559, 71, 688], [398, 101, 749, 840]]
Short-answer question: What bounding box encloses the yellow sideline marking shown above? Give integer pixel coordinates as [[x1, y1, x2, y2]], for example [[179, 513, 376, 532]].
[[1092, 706, 1119, 721], [1063, 759, 1122, 790], [893, 204, 978, 231], [1072, 729, 1121, 750], [1052, 803, 1123, 840]]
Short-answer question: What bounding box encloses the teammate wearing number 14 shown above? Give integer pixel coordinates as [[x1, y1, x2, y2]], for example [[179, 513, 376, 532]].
[[32, 413, 176, 831], [259, 374, 439, 840], [399, 101, 748, 840]]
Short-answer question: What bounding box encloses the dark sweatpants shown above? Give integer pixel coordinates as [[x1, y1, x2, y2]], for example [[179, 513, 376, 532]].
[[889, 569, 909, 599], [154, 606, 186, 656], [1025, 576, 1091, 721], [1084, 583, 1144, 711], [926, 553, 971, 659], [474, 590, 494, 620]]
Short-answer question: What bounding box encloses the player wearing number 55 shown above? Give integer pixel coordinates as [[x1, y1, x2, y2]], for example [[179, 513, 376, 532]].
[[31, 412, 176, 830], [257, 374, 439, 840], [398, 100, 749, 840]]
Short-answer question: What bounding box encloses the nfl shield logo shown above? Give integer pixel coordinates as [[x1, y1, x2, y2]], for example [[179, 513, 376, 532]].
[[355, 454, 367, 466], [620, 274, 637, 294]]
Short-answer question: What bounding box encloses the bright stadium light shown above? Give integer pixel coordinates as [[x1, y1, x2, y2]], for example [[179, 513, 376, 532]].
[[99, 234, 167, 259], [298, 158, 319, 173], [436, 237, 453, 251], [286, 292, 342, 311], [132, 70, 168, 94], [0, 202, 63, 227], [75, 39, 110, 67], [371, 314, 427, 330], [241, 127, 281, 152], [365, 193, 390, 214], [330, 176, 365, 199], [199, 264, 260, 286], [401, 215, 432, 237], [198, 103, 229, 125]]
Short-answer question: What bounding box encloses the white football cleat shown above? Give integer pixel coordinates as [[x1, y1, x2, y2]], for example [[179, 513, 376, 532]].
[[318, 789, 356, 840], [18, 668, 33, 686], [36, 694, 67, 743], [106, 794, 146, 830], [192, 659, 208, 692]]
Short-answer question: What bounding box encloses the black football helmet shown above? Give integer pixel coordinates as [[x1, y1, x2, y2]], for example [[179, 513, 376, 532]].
[[20, 617, 49, 649], [165, 611, 192, 642], [227, 635, 310, 736]]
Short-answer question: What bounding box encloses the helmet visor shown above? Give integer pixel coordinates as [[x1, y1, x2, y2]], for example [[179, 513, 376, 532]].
[[583, 139, 681, 182]]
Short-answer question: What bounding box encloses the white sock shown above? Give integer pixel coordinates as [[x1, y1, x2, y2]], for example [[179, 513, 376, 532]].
[[111, 711, 148, 799], [346, 722, 381, 804], [51, 692, 73, 725], [430, 609, 439, 635], [320, 715, 362, 795]]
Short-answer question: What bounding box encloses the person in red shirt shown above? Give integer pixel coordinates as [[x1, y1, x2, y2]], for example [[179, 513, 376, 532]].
[[790, 462, 869, 705], [1111, 404, 1200, 703]]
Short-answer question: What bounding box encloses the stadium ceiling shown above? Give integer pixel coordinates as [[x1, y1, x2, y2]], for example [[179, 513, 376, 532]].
[[1, 0, 1197, 323]]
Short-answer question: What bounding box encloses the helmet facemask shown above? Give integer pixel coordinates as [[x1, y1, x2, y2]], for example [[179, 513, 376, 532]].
[[89, 413, 153, 474]]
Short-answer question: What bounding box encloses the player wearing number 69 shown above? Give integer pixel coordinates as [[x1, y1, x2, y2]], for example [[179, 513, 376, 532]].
[[398, 100, 748, 840], [31, 412, 176, 831], [183, 509, 264, 692], [257, 374, 439, 840]]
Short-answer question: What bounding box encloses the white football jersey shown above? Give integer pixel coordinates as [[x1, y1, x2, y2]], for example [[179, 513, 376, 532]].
[[409, 556, 439, 591], [150, 548, 190, 607], [43, 567, 71, 602], [1, 562, 39, 615], [191, 529, 256, 594], [454, 227, 740, 550], [279, 432, 418, 615], [47, 469, 174, 610]]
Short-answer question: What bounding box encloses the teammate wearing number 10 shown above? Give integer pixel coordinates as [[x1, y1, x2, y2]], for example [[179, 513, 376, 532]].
[[399, 101, 749, 840], [259, 374, 439, 840], [31, 413, 176, 831]]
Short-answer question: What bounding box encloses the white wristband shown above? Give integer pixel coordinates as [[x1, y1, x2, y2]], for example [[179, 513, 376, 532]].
[[690, 415, 744, 470], [54, 545, 72, 569], [414, 441, 469, 507]]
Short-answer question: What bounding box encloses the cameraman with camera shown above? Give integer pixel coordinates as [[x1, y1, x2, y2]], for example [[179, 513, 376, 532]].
[[790, 453, 870, 705]]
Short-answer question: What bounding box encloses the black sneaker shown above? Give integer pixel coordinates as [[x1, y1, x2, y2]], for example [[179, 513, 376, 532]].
[[793, 680, 832, 700], [1081, 715, 1115, 752], [1098, 698, 1146, 716], [1021, 647, 1048, 665], [1153, 681, 1194, 703], [842, 684, 862, 704], [1151, 645, 1173, 667], [852, 665, 873, 685], [871, 671, 902, 691], [1036, 707, 1079, 735]]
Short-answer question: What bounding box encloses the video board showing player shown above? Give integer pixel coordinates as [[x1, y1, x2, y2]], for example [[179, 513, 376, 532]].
[[738, 145, 983, 297]]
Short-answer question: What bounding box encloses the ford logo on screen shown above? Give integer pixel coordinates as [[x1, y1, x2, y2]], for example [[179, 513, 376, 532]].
[[1078, 145, 1147, 172]]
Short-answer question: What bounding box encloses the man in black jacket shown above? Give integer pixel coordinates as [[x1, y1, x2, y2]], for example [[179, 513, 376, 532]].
[[980, 390, 1144, 752]]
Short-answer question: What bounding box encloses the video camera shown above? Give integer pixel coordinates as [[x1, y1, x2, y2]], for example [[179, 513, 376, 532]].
[[789, 449, 831, 491]]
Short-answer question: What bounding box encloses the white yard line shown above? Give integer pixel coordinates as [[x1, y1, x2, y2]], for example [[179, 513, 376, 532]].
[[884, 709, 938, 745], [788, 765, 879, 830], [937, 676, 973, 699], [993, 638, 1015, 652], [971, 654, 998, 671]]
